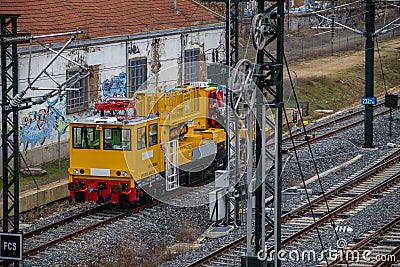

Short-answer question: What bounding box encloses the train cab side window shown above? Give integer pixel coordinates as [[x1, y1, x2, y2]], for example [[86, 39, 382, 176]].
[[148, 123, 158, 146], [73, 127, 100, 149], [121, 129, 131, 150], [137, 126, 146, 150], [73, 128, 82, 148], [104, 128, 131, 150]]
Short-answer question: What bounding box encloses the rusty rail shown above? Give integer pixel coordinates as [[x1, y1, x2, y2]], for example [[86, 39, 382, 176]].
[[329, 215, 400, 266], [276, 170, 400, 248], [286, 107, 399, 151], [187, 150, 400, 266], [23, 201, 158, 258]]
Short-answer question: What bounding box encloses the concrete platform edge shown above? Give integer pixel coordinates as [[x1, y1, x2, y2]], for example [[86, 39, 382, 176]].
[[0, 180, 70, 217]]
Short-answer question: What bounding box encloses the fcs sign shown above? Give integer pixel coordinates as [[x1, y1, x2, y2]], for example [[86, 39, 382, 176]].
[[0, 233, 23, 260]]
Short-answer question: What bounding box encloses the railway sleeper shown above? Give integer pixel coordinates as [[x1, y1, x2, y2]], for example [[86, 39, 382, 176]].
[[382, 239, 400, 245], [303, 212, 325, 217], [384, 231, 400, 237], [340, 192, 360, 197], [219, 256, 237, 261]]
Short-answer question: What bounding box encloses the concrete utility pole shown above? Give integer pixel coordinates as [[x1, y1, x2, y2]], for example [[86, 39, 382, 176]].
[[363, 0, 375, 148]]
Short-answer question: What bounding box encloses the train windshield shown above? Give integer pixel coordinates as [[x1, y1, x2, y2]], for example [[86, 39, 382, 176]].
[[104, 128, 131, 150], [73, 127, 100, 149]]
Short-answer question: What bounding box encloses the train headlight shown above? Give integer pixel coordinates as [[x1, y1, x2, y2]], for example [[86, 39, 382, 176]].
[[122, 171, 128, 177], [74, 169, 79, 174]]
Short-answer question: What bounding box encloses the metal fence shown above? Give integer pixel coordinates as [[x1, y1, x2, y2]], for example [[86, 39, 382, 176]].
[[284, 27, 400, 60]]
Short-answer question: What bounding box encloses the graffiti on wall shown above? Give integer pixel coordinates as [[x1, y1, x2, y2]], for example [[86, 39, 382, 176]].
[[128, 42, 140, 55], [20, 96, 70, 151], [101, 72, 127, 97], [67, 53, 87, 69]]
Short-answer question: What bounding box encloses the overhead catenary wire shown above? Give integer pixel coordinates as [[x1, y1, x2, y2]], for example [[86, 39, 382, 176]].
[[17, 1, 397, 91], [313, 0, 364, 14], [282, 106, 331, 266], [18, 30, 225, 83], [19, 151, 40, 191], [13, 0, 224, 107], [309, 0, 400, 50], [283, 52, 350, 266], [17, 0, 391, 51], [375, 37, 388, 94], [14, 2, 399, 106]]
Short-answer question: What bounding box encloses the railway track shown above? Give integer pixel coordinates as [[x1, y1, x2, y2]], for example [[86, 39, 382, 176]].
[[15, 176, 216, 264], [325, 215, 400, 266], [284, 105, 399, 151], [21, 201, 158, 260], [188, 149, 400, 266], [282, 102, 383, 143]]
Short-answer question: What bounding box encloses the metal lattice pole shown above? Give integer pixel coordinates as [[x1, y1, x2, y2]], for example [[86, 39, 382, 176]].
[[203, 1, 284, 265], [1, 14, 28, 267], [251, 0, 284, 265]]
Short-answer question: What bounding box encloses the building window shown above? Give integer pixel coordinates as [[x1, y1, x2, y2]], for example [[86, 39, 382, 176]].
[[72, 127, 100, 149], [148, 123, 158, 146], [104, 128, 131, 150], [137, 126, 146, 150], [67, 69, 89, 114], [185, 49, 200, 83], [129, 58, 147, 95]]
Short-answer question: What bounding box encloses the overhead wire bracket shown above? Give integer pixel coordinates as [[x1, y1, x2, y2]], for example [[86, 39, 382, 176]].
[[7, 29, 88, 109]]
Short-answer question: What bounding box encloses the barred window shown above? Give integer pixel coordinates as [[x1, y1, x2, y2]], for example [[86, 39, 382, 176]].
[[67, 69, 89, 114], [184, 49, 200, 83], [129, 58, 147, 96]]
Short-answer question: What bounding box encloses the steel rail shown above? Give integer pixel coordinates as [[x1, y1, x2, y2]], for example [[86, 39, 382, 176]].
[[276, 170, 400, 249], [187, 236, 246, 266], [23, 203, 112, 239], [286, 107, 400, 151], [282, 150, 400, 221], [20, 177, 215, 261], [328, 215, 400, 265], [373, 246, 400, 267], [23, 201, 159, 258], [282, 103, 381, 142], [187, 150, 400, 266], [283, 92, 400, 144]]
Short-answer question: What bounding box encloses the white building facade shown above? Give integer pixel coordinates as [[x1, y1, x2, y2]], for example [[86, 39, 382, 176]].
[[15, 23, 225, 165]]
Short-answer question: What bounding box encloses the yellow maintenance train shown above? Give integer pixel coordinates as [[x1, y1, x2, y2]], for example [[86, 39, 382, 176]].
[[68, 82, 227, 204]]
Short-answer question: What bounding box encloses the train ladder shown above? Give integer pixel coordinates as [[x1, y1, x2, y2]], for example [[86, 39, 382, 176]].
[[165, 140, 179, 191]]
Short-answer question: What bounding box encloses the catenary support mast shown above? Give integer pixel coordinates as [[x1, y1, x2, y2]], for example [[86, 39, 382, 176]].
[[204, 1, 284, 266], [364, 0, 375, 148], [1, 14, 30, 267]]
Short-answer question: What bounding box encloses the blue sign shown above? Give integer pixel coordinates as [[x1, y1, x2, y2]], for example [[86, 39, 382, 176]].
[[361, 97, 376, 105]]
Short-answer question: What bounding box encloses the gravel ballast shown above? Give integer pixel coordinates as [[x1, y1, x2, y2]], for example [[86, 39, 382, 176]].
[[20, 104, 400, 266]]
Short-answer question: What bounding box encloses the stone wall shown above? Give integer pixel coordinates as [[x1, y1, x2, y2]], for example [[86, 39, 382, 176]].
[[21, 140, 70, 167]]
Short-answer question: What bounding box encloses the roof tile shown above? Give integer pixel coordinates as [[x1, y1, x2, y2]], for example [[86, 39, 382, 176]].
[[1, 0, 221, 40]]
